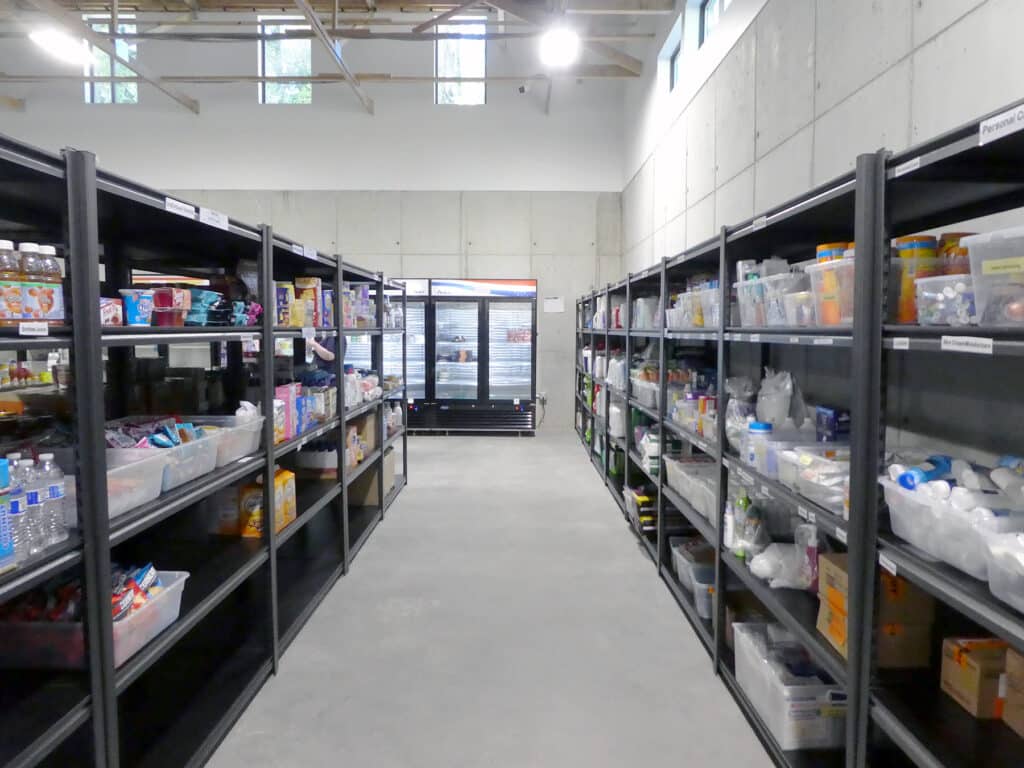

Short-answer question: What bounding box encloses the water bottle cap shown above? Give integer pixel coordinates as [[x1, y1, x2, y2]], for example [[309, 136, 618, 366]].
[[0, 240, 12, 251], [6, 452, 21, 461], [39, 246, 57, 256], [18, 242, 39, 254], [747, 421, 773, 433]]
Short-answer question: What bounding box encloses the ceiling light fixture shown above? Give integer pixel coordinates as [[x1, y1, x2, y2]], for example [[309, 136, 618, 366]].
[[29, 28, 95, 67], [538, 26, 580, 69]]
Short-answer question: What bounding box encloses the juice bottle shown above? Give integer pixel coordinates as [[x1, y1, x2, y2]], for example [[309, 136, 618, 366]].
[[37, 246, 64, 325], [0, 240, 21, 327], [18, 243, 44, 321]]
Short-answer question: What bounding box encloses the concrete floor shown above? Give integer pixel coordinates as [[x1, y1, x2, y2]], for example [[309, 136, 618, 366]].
[[208, 432, 771, 768]]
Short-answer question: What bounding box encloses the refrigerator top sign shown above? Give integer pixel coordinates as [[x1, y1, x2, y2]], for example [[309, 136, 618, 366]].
[[403, 279, 430, 296], [430, 279, 537, 298]]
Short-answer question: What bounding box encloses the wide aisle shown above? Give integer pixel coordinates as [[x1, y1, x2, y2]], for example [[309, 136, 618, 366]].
[[209, 433, 770, 767]]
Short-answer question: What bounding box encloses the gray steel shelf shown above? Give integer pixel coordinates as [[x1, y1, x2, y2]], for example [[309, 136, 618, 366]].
[[275, 481, 342, 550], [663, 418, 718, 457], [345, 397, 382, 421], [347, 506, 383, 566], [346, 448, 382, 486], [665, 330, 717, 341], [384, 476, 407, 513], [883, 325, 1024, 357], [273, 326, 338, 338], [100, 326, 262, 346], [627, 398, 659, 421], [0, 537, 83, 604], [659, 564, 713, 655], [724, 328, 852, 348], [660, 483, 715, 545], [273, 417, 341, 458]]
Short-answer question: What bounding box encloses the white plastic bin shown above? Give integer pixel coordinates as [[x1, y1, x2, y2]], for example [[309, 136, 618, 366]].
[[631, 378, 659, 409], [806, 258, 856, 326], [160, 433, 221, 491], [761, 273, 809, 327], [105, 449, 172, 518], [964, 227, 1024, 326], [985, 533, 1024, 612], [609, 402, 627, 439], [735, 280, 767, 327], [935, 504, 1024, 580], [0, 570, 188, 669], [663, 456, 717, 517], [182, 415, 265, 467], [632, 297, 662, 329], [692, 567, 715, 619], [671, 538, 715, 593], [880, 477, 942, 558], [733, 623, 847, 751], [791, 446, 850, 515]]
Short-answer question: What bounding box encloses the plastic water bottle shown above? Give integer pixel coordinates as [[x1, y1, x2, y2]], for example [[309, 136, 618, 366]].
[[0, 459, 12, 570], [23, 459, 46, 557], [37, 453, 67, 546], [7, 457, 29, 564]]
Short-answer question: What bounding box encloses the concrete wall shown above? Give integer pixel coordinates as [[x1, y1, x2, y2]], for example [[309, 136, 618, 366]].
[[171, 188, 622, 430], [0, 22, 625, 191], [620, 0, 1023, 274]]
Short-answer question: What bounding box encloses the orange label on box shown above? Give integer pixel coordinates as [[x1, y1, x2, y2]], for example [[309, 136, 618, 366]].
[[826, 585, 847, 612]]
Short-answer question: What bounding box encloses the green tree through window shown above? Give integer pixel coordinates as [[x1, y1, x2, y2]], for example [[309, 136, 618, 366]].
[[83, 15, 137, 104], [259, 17, 312, 105]]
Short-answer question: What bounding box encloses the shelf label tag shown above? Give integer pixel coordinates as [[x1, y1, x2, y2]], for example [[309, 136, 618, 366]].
[[892, 337, 910, 350], [164, 197, 195, 219], [749, 333, 761, 343], [879, 553, 898, 576], [940, 335, 993, 355], [199, 206, 229, 231], [303, 245, 318, 260], [760, 484, 771, 498], [835, 527, 848, 545], [302, 327, 315, 340], [513, 397, 520, 405], [797, 505, 809, 521], [752, 215, 768, 231], [813, 337, 834, 346], [291, 243, 304, 256], [789, 336, 800, 344], [806, 510, 817, 524], [19, 321, 48, 337], [893, 157, 921, 178], [979, 104, 1024, 146]]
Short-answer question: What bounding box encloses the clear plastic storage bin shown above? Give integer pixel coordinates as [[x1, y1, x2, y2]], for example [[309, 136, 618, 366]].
[[761, 273, 810, 327], [806, 258, 856, 326], [964, 227, 1024, 326], [104, 449, 171, 519], [666, 293, 699, 329], [783, 291, 817, 327], [692, 567, 715, 619], [735, 280, 767, 327], [790, 446, 850, 515], [181, 415, 265, 467], [698, 288, 722, 329], [0, 571, 189, 669], [631, 378, 659, 409], [160, 433, 220, 491], [984, 532, 1024, 612], [914, 274, 976, 326], [671, 538, 715, 593], [934, 504, 1024, 580], [733, 623, 847, 750], [880, 477, 942, 559], [663, 456, 718, 520]]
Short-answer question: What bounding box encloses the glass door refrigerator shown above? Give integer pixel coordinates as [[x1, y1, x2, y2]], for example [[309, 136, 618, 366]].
[[410, 279, 536, 434]]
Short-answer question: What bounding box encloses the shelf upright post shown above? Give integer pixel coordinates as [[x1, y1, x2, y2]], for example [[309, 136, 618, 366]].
[[712, 226, 729, 675], [338, 260, 350, 572], [402, 281, 408, 484], [846, 151, 888, 768], [656, 265, 667, 569], [625, 278, 632, 477], [259, 225, 280, 672], [65, 148, 119, 768], [603, 285, 611, 483], [375, 273, 385, 519]]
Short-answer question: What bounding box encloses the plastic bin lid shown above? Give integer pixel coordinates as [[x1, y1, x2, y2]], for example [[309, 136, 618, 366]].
[[748, 421, 773, 434]]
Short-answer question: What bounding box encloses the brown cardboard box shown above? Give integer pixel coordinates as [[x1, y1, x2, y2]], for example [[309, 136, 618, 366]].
[[817, 552, 935, 624], [348, 448, 396, 506], [940, 638, 1009, 719], [816, 598, 931, 667], [358, 410, 379, 453], [817, 599, 847, 656], [1003, 649, 1024, 738]]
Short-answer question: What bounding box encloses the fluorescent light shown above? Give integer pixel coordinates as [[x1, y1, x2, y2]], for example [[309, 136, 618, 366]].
[[538, 26, 580, 69], [29, 28, 94, 67]]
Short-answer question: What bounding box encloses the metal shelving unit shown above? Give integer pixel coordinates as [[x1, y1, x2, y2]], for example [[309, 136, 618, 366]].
[[572, 97, 1024, 768], [0, 132, 408, 768]]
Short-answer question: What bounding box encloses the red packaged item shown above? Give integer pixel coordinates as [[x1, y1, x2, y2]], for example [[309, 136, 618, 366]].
[[111, 588, 133, 622]]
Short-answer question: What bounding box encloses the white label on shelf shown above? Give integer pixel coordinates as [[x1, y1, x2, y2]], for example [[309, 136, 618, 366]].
[[892, 337, 910, 350], [979, 104, 1024, 146], [797, 505, 809, 521], [291, 243, 304, 256], [893, 157, 921, 178], [749, 333, 761, 343], [198, 207, 229, 231], [164, 197, 195, 219], [302, 327, 315, 340], [513, 397, 520, 405], [789, 336, 800, 344], [807, 510, 817, 524], [296, 437, 307, 450], [303, 245, 318, 260], [879, 552, 898, 576], [760, 484, 771, 498], [835, 527, 848, 545], [940, 335, 993, 355], [408, 397, 414, 404], [752, 215, 768, 231], [813, 337, 834, 346], [19, 321, 48, 337]]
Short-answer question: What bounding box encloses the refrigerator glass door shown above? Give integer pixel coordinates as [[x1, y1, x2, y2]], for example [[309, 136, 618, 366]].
[[435, 301, 478, 400], [343, 332, 373, 370], [488, 301, 533, 400], [384, 302, 425, 399]]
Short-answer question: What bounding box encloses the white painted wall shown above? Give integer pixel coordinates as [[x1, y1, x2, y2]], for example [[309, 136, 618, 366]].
[[620, 0, 1024, 274], [170, 188, 622, 430], [0, 23, 625, 191]]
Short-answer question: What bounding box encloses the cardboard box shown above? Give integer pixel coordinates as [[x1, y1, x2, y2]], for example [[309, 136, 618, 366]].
[[940, 638, 1009, 719], [1003, 649, 1024, 738], [296, 277, 323, 328], [348, 448, 396, 506], [817, 552, 935, 624], [359, 410, 379, 452]]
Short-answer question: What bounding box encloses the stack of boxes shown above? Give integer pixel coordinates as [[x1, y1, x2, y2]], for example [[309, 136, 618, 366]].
[[342, 282, 376, 329], [273, 277, 335, 328], [816, 553, 935, 668], [273, 382, 338, 444], [209, 468, 297, 537]]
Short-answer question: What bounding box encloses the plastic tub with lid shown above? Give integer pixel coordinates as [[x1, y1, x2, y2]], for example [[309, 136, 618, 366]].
[[735, 280, 767, 327], [761, 273, 809, 327], [806, 258, 856, 327], [964, 227, 1024, 326], [915, 274, 976, 326], [985, 532, 1024, 612]]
